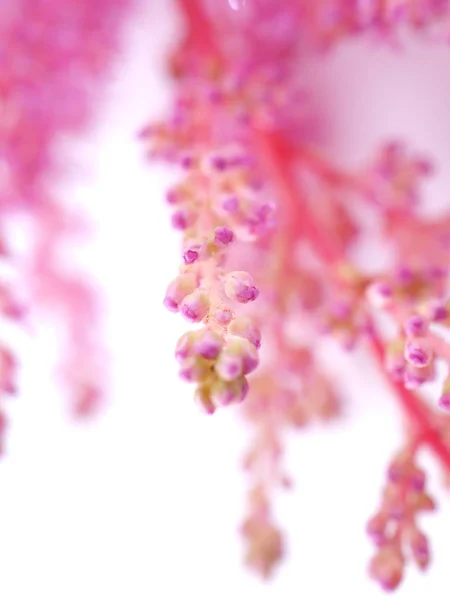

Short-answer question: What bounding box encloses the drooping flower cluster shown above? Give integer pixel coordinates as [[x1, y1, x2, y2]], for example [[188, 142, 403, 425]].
[[0, 0, 133, 440], [148, 0, 450, 591], [3, 0, 450, 595], [367, 445, 435, 590]]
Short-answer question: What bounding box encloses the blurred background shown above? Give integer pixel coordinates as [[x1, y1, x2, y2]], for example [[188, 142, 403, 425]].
[[2, 1, 450, 598]]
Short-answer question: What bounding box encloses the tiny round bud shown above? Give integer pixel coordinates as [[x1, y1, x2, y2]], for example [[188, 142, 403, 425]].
[[366, 513, 388, 547], [183, 246, 200, 265], [210, 376, 249, 407], [192, 329, 223, 360], [171, 208, 196, 230], [405, 315, 428, 338], [215, 337, 259, 381], [404, 338, 432, 368], [180, 289, 210, 323], [214, 226, 235, 246], [423, 300, 448, 322], [164, 273, 197, 312], [404, 364, 433, 389], [369, 546, 404, 592], [409, 530, 430, 571], [179, 357, 211, 383], [224, 271, 259, 304], [221, 195, 239, 213], [175, 332, 196, 362], [215, 307, 234, 326], [228, 315, 261, 348]]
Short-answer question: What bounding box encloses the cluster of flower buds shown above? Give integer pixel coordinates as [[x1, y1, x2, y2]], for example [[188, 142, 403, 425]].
[[153, 0, 450, 592], [154, 102, 276, 408], [367, 448, 435, 591], [363, 142, 433, 212], [241, 485, 284, 579], [170, 310, 261, 413], [366, 266, 450, 393]]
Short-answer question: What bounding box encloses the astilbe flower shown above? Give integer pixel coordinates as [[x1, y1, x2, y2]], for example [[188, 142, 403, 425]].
[[144, 0, 450, 591], [0, 0, 133, 437], [4, 0, 450, 594]]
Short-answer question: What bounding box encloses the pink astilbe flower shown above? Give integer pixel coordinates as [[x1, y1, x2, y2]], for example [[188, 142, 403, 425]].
[[142, 0, 450, 591], [0, 0, 134, 429], [6, 0, 450, 594]]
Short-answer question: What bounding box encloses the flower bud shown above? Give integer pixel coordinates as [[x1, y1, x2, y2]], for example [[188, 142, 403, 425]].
[[214, 226, 235, 246], [179, 357, 211, 383], [224, 271, 259, 304], [404, 337, 432, 368], [163, 273, 197, 312], [183, 245, 200, 265], [407, 528, 430, 571], [175, 332, 196, 362], [405, 315, 428, 338], [192, 329, 223, 360], [215, 336, 259, 381], [171, 208, 196, 230], [366, 513, 388, 547], [180, 289, 210, 322], [369, 546, 404, 592], [404, 363, 434, 389], [214, 307, 234, 326], [210, 376, 249, 407], [228, 315, 261, 348]]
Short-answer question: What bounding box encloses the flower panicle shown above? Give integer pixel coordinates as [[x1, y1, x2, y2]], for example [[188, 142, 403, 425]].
[[367, 447, 435, 591]]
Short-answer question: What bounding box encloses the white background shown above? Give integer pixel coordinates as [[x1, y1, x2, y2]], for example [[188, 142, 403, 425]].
[[1, 2, 450, 598]]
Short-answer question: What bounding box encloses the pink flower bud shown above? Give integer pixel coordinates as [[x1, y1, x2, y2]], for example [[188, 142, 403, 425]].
[[423, 300, 448, 322], [221, 195, 239, 213], [211, 376, 249, 407], [224, 271, 259, 304], [214, 226, 235, 246], [366, 513, 388, 547], [404, 363, 435, 389], [175, 332, 196, 362], [171, 208, 196, 230], [405, 315, 428, 338], [215, 307, 234, 326], [192, 329, 223, 360], [163, 273, 197, 312], [409, 530, 430, 571], [179, 357, 211, 383], [404, 338, 432, 368], [215, 337, 259, 381], [369, 546, 404, 592], [183, 246, 200, 265], [228, 315, 261, 348], [408, 467, 426, 492], [180, 289, 210, 322]]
